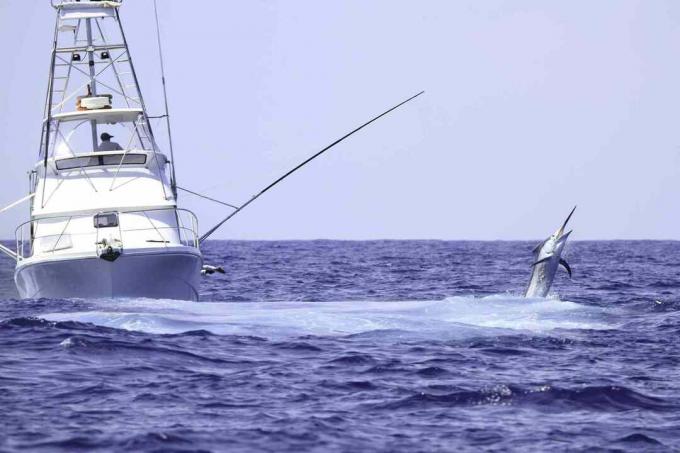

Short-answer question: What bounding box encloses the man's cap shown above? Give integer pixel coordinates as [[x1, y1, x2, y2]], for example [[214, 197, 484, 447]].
[[100, 132, 114, 140]]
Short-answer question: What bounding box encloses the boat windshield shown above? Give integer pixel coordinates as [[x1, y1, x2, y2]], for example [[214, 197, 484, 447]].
[[47, 109, 155, 158], [55, 153, 147, 170]]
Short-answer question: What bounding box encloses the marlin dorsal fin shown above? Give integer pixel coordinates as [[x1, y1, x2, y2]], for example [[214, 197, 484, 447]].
[[532, 240, 546, 255]]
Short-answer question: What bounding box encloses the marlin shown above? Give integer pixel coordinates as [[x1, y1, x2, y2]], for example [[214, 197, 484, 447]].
[[524, 206, 576, 298]]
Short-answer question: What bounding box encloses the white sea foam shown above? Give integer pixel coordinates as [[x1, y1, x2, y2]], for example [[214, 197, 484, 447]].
[[40, 295, 612, 339]]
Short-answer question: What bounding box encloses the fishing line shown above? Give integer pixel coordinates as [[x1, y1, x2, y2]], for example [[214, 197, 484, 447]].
[[176, 186, 240, 210]]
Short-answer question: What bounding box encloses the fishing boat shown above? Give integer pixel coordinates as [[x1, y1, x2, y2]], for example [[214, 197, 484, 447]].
[[0, 0, 423, 301], [1, 0, 202, 300]]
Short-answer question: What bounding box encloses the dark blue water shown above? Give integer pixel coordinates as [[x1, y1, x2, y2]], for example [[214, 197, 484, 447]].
[[2, 241, 680, 452]]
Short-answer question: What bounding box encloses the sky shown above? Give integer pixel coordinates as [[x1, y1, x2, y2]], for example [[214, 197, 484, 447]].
[[1, 0, 679, 240]]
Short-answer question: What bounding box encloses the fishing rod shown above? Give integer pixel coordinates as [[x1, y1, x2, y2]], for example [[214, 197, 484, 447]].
[[199, 90, 425, 244]]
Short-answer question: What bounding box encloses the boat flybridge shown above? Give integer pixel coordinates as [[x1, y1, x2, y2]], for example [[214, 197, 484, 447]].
[[6, 0, 203, 300], [0, 0, 424, 301]]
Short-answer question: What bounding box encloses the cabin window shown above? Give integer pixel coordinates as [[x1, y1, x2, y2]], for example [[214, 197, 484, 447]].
[[94, 212, 119, 228], [55, 153, 147, 170]]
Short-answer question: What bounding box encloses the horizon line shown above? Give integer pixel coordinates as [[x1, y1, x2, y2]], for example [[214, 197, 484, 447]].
[[1, 238, 679, 243]]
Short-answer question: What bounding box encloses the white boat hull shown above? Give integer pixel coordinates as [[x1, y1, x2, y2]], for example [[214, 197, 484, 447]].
[[15, 248, 203, 301]]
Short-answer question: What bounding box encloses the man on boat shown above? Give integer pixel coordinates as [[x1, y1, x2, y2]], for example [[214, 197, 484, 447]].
[[98, 132, 123, 151]]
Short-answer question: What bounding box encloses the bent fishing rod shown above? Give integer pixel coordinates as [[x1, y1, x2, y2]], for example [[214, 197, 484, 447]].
[[198, 90, 425, 244]]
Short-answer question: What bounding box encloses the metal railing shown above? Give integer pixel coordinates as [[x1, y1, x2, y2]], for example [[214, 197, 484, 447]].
[[51, 0, 124, 8], [15, 207, 198, 261]]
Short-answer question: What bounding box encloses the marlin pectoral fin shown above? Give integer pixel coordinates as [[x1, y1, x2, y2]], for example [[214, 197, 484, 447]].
[[559, 258, 572, 278], [532, 256, 551, 267]]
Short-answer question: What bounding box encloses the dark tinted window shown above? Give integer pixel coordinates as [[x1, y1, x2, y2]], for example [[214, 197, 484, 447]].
[[101, 154, 147, 166], [94, 212, 119, 228], [55, 156, 99, 170], [56, 153, 147, 170]]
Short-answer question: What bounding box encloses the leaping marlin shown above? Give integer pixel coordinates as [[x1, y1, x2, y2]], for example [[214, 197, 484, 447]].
[[524, 207, 576, 298]]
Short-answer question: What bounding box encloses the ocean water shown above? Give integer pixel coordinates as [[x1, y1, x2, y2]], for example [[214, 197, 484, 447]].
[[1, 240, 680, 452]]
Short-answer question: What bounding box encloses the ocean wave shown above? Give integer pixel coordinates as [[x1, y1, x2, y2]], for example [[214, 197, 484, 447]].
[[372, 384, 676, 412]]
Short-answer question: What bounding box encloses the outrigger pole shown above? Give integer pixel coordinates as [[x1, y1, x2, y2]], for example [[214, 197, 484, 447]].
[[153, 0, 178, 197], [40, 17, 60, 209], [198, 91, 425, 244], [0, 244, 17, 261]]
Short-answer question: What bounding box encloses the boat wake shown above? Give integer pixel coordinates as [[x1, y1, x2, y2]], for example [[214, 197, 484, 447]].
[[40, 295, 612, 339]]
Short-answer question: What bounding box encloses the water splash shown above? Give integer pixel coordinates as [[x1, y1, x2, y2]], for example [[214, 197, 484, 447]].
[[40, 295, 611, 338]]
